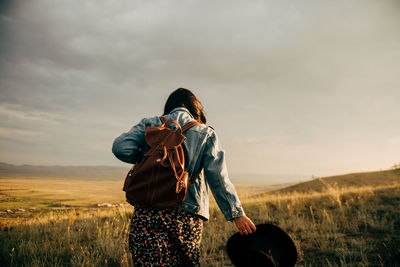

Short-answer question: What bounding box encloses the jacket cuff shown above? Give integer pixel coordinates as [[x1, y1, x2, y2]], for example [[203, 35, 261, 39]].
[[225, 207, 245, 222]]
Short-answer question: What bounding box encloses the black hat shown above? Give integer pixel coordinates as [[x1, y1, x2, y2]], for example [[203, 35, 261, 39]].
[[226, 224, 297, 267]]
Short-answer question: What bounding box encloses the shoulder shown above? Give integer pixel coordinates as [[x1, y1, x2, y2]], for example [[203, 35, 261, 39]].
[[205, 125, 217, 135], [188, 123, 215, 136], [204, 125, 220, 142], [140, 115, 162, 127]]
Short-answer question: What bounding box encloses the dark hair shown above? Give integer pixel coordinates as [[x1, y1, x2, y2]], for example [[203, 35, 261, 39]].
[[164, 88, 207, 124]]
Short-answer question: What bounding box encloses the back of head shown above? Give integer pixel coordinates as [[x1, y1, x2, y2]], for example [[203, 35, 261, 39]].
[[164, 88, 207, 124]]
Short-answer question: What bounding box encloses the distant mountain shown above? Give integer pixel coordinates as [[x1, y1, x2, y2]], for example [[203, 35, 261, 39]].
[[276, 169, 400, 194], [229, 173, 310, 185], [0, 162, 129, 180], [0, 162, 309, 185]]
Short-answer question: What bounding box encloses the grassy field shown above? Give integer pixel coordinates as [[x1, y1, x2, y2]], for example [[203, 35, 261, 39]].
[[0, 177, 126, 209], [277, 169, 400, 193], [1, 170, 400, 266]]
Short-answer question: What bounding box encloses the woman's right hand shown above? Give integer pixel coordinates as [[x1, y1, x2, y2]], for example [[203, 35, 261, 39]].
[[233, 215, 257, 235]]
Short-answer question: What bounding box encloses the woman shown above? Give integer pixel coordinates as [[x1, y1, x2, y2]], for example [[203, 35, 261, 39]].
[[112, 88, 256, 266]]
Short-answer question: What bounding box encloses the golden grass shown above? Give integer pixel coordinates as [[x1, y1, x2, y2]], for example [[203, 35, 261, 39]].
[[0, 177, 126, 208], [1, 178, 400, 266], [278, 169, 400, 193]]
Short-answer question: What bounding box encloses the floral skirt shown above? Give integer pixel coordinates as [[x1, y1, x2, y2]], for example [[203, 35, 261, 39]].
[[128, 205, 203, 266]]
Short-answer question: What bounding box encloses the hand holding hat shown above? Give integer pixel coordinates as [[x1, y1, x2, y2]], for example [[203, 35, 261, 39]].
[[233, 215, 257, 235], [226, 223, 297, 267]]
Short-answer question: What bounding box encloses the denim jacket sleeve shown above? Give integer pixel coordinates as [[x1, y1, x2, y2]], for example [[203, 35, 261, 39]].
[[202, 129, 245, 221], [112, 118, 147, 164]]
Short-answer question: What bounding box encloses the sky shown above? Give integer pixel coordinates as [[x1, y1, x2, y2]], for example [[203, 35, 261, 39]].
[[0, 0, 399, 178]]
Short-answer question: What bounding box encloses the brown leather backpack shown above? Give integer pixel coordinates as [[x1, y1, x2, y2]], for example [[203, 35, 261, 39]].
[[123, 117, 200, 208]]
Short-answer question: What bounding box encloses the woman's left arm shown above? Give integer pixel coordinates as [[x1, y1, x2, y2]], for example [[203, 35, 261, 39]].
[[112, 118, 147, 164], [202, 128, 256, 234]]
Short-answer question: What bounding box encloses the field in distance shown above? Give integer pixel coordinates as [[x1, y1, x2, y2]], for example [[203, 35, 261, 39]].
[[1, 167, 399, 266], [0, 177, 127, 209], [0, 177, 288, 210]]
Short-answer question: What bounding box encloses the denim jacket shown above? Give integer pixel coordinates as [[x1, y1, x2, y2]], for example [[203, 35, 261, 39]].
[[112, 107, 245, 221]]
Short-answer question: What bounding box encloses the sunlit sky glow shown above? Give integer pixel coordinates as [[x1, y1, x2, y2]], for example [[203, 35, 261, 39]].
[[1, 0, 399, 177]]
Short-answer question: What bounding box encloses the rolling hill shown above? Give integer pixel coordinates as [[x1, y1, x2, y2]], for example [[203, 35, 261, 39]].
[[276, 168, 400, 193], [0, 162, 128, 180]]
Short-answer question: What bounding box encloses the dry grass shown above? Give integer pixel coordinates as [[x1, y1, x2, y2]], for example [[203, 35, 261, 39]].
[[1, 177, 400, 266], [0, 177, 126, 209], [278, 169, 400, 193]]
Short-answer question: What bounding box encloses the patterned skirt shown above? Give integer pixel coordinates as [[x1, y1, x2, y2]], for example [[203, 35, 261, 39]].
[[128, 205, 204, 267]]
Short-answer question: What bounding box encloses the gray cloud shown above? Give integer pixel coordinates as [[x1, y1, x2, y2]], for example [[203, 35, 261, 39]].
[[1, 0, 400, 176]]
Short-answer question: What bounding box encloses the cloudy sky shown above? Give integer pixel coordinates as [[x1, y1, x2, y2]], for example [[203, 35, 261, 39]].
[[1, 0, 399, 177]]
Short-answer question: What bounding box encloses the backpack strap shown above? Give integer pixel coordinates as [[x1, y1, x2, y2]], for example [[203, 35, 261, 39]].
[[159, 117, 202, 183], [160, 116, 200, 133], [160, 116, 183, 132], [182, 120, 199, 133]]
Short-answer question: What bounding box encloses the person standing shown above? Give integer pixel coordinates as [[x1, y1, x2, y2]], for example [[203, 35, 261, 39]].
[[112, 88, 256, 266]]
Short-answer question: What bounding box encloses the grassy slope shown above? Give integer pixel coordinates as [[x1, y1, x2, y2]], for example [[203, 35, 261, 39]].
[[1, 169, 400, 266], [276, 169, 400, 194]]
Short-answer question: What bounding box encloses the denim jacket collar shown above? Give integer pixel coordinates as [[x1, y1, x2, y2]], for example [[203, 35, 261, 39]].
[[169, 107, 194, 119]]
